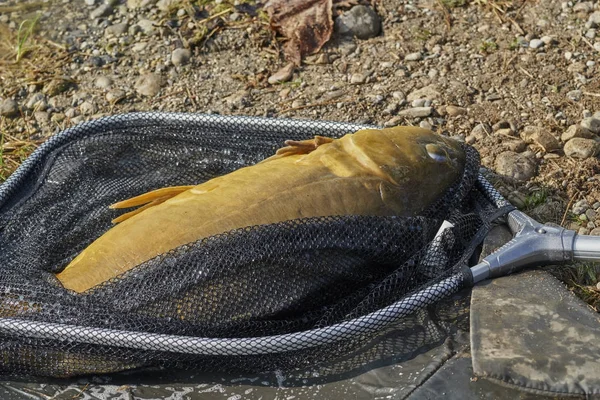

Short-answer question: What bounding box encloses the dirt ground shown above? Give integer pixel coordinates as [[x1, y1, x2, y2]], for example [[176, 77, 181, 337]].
[[1, 0, 599, 306]]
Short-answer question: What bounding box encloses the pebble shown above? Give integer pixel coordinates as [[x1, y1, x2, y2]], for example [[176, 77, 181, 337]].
[[0, 98, 19, 117], [505, 140, 527, 153], [594, 202, 600, 210], [561, 124, 595, 141], [157, 0, 179, 12], [591, 228, 600, 236], [564, 138, 600, 158], [33, 111, 49, 123], [350, 73, 366, 84], [471, 123, 492, 140], [79, 101, 97, 115], [494, 151, 537, 181], [137, 19, 156, 35], [567, 89, 582, 101], [579, 227, 590, 235], [581, 117, 600, 134], [589, 11, 600, 27], [94, 75, 113, 89], [586, 209, 597, 221], [268, 63, 294, 85], [134, 73, 163, 97], [85, 0, 96, 5], [334, 5, 381, 40], [25, 93, 47, 110], [224, 90, 251, 109], [492, 121, 510, 131], [106, 89, 126, 104], [171, 48, 191, 66], [90, 4, 113, 19], [105, 22, 128, 37], [397, 107, 432, 118], [411, 99, 426, 107], [540, 36, 554, 45], [446, 105, 466, 116], [529, 39, 544, 49], [520, 126, 561, 152], [404, 52, 422, 61], [407, 85, 440, 101], [574, 1, 594, 13]]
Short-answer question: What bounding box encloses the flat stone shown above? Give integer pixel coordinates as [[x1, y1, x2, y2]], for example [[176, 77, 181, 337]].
[[564, 138, 600, 158], [407, 84, 440, 101], [561, 124, 595, 141], [470, 123, 492, 140], [268, 63, 294, 85], [106, 89, 126, 103], [105, 22, 128, 37], [171, 48, 191, 66], [529, 38, 544, 49], [350, 73, 366, 84], [404, 52, 422, 61], [94, 75, 113, 89], [520, 126, 561, 151], [0, 98, 19, 117], [494, 151, 537, 181], [334, 5, 381, 40], [137, 19, 156, 35], [90, 4, 113, 19], [134, 73, 163, 97], [581, 117, 600, 134], [397, 107, 432, 118], [445, 105, 466, 116]]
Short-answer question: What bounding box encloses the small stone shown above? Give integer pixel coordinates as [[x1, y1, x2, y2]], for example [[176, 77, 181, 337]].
[[586, 208, 597, 220], [25, 93, 47, 110], [492, 121, 510, 131], [392, 91, 406, 102], [407, 85, 440, 101], [581, 117, 600, 134], [106, 89, 126, 103], [383, 102, 399, 115], [494, 151, 537, 181], [33, 111, 49, 123], [411, 99, 426, 107], [588, 222, 596, 229], [0, 98, 19, 117], [334, 5, 381, 40], [79, 101, 97, 115], [85, 0, 96, 5], [419, 120, 433, 130], [350, 73, 366, 84], [404, 52, 422, 61], [594, 202, 600, 210], [574, 2, 594, 13], [315, 53, 330, 64], [157, 0, 179, 12], [224, 90, 251, 109], [495, 128, 515, 137], [268, 63, 295, 85], [105, 22, 128, 37], [137, 19, 156, 35], [90, 4, 113, 19], [565, 51, 573, 60], [529, 38, 544, 49], [540, 36, 554, 45], [520, 126, 561, 151], [397, 107, 432, 118], [561, 124, 595, 141], [446, 105, 466, 116], [589, 11, 600, 27], [94, 75, 113, 89], [471, 123, 492, 140], [135, 73, 163, 97], [579, 227, 590, 235], [64, 107, 78, 118], [584, 110, 593, 118], [567, 89, 582, 101], [507, 192, 527, 209], [171, 48, 191, 66], [564, 138, 600, 158], [590, 228, 600, 236], [505, 140, 527, 153]]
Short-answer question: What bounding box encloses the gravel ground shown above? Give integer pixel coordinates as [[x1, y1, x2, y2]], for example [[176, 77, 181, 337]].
[[1, 0, 599, 305]]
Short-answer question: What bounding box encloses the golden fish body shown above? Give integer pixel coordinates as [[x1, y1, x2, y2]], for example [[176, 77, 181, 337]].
[[56, 126, 465, 293]]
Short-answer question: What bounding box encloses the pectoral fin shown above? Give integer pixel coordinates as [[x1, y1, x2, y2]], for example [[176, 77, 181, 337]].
[[275, 136, 334, 156], [110, 185, 194, 223]]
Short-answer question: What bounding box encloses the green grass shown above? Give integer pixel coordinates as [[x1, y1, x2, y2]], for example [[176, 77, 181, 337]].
[[479, 39, 498, 53], [15, 13, 40, 62], [523, 187, 548, 210], [440, 0, 468, 7]]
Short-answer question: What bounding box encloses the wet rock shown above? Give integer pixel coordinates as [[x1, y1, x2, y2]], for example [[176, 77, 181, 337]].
[[0, 98, 19, 117], [90, 4, 113, 19], [171, 48, 191, 66], [135, 73, 163, 97], [471, 123, 492, 140], [334, 5, 381, 40], [561, 124, 595, 141], [495, 151, 537, 181], [581, 117, 600, 134], [446, 105, 466, 116], [520, 126, 561, 151], [407, 85, 440, 101], [564, 138, 600, 158], [94, 75, 113, 89], [268, 63, 294, 85], [397, 107, 432, 118]]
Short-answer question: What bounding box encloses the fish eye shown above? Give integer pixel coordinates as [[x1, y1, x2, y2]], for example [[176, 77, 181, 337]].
[[425, 143, 448, 163]]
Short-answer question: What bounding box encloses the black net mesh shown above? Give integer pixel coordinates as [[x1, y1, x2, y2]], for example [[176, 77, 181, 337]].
[[0, 113, 507, 378]]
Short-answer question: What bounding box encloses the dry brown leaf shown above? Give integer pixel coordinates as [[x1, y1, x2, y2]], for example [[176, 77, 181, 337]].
[[264, 0, 333, 65]]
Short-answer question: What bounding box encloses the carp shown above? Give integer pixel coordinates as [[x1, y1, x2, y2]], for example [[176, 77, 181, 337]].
[[55, 126, 466, 293]]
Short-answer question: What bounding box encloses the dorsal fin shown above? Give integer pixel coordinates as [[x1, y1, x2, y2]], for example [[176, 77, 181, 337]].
[[275, 135, 335, 157], [109, 185, 194, 223]]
